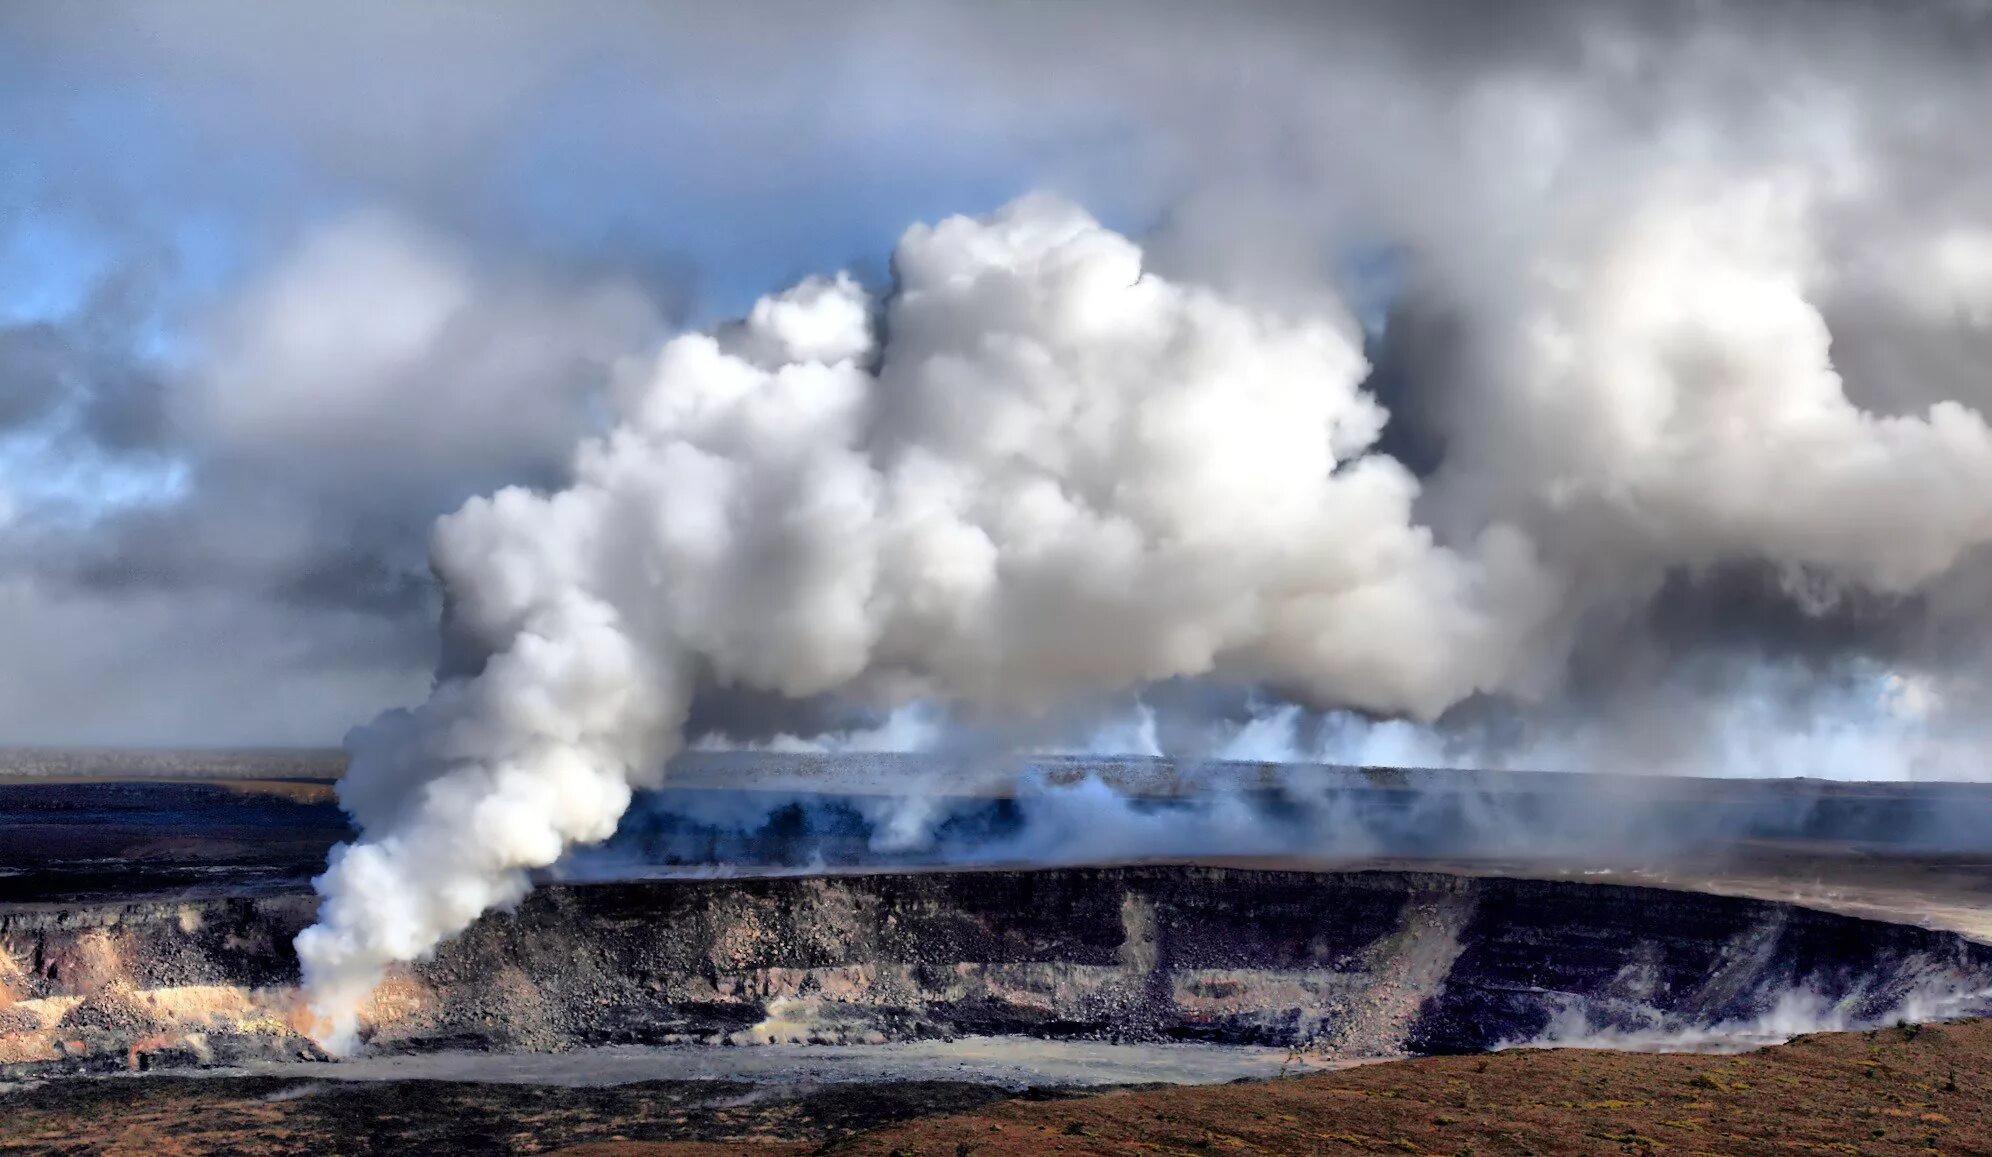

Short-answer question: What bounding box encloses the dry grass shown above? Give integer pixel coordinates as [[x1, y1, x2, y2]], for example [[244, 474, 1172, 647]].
[[817, 1019, 1992, 1156]]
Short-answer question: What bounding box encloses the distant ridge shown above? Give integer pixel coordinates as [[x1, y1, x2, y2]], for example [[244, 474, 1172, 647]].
[[0, 746, 347, 780]]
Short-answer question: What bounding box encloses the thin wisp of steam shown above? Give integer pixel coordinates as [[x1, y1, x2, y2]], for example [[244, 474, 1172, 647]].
[[1507, 976, 1992, 1055]]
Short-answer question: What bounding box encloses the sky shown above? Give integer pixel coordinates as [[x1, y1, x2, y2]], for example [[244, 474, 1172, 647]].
[[0, 3, 1104, 746], [10, 1, 1992, 768]]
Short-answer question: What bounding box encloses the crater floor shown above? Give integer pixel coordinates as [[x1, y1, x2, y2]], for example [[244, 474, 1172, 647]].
[[6, 1017, 1990, 1155]]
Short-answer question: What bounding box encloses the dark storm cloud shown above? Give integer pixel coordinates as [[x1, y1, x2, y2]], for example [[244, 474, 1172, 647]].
[[0, 322, 70, 430], [0, 267, 170, 446]]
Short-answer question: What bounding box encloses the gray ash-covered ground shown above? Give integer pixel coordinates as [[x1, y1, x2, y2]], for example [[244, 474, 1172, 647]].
[[0, 1071, 1044, 1153]]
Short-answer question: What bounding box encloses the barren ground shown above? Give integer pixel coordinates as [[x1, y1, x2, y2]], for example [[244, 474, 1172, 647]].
[[216, 1039, 1341, 1088], [814, 1016, 1992, 1156], [4, 1017, 1989, 1154]]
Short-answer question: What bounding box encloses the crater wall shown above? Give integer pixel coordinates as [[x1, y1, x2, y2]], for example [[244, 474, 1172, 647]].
[[3, 867, 1987, 1077]]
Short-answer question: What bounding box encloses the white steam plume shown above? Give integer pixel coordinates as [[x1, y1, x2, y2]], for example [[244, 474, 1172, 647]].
[[296, 196, 1555, 1050], [1430, 173, 1992, 599], [299, 170, 1992, 1048]]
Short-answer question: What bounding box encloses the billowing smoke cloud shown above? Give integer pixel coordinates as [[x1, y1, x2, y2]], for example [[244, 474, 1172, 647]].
[[1427, 175, 1992, 599], [297, 197, 1559, 1048], [299, 173, 1992, 1046]]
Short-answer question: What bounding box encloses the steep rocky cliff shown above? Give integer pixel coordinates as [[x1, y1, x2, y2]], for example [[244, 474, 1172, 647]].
[[3, 867, 1987, 1077]]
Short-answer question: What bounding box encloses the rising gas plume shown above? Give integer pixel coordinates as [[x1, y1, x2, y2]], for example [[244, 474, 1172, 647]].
[[298, 197, 1561, 1048], [290, 3, 1992, 1049]]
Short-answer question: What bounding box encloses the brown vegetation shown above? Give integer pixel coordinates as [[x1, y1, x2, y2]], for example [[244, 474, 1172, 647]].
[[813, 1018, 1992, 1156]]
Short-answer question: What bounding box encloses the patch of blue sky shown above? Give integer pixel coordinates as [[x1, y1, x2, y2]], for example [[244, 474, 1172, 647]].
[[21, 66, 308, 220], [0, 201, 246, 371], [0, 211, 115, 324], [1337, 240, 1406, 337], [0, 85, 226, 529], [0, 420, 190, 530], [3, 60, 328, 299], [490, 66, 1151, 323]]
